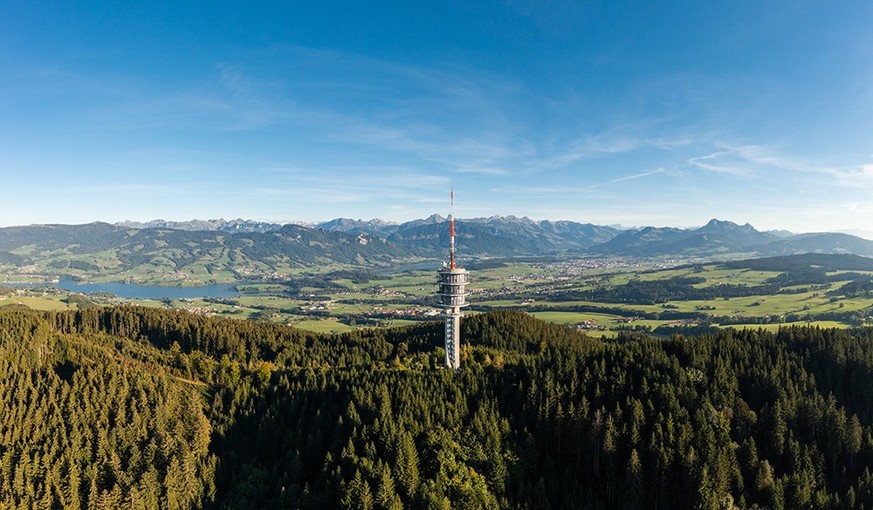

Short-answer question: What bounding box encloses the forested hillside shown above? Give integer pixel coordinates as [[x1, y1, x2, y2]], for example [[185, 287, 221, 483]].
[[2, 306, 873, 509]]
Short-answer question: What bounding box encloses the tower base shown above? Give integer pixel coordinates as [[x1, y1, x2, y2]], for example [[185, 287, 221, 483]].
[[444, 312, 461, 370]]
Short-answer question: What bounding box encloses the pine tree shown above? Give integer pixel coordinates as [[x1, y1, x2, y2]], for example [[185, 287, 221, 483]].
[[342, 470, 374, 510], [624, 448, 644, 510], [375, 463, 403, 510], [393, 432, 419, 501]]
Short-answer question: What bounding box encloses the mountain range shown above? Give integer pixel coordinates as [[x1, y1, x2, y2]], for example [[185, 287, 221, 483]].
[[116, 218, 284, 233], [312, 215, 873, 259], [589, 219, 873, 258], [2, 216, 872, 283]]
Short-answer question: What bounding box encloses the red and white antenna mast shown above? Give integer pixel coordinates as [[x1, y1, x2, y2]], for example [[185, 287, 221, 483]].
[[449, 188, 456, 269]]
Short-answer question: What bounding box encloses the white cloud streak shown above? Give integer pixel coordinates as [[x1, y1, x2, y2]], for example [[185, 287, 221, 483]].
[[689, 144, 873, 190]]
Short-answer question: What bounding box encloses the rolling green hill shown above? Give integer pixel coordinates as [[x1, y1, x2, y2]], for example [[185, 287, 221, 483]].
[[0, 223, 412, 284]]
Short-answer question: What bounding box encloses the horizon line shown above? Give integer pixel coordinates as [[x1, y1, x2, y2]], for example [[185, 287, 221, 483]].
[[3, 216, 873, 240]]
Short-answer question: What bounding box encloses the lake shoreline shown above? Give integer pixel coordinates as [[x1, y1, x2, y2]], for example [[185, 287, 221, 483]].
[[3, 278, 244, 300]]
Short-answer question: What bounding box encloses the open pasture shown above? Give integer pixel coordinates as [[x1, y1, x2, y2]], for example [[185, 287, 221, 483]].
[[5, 254, 873, 335]]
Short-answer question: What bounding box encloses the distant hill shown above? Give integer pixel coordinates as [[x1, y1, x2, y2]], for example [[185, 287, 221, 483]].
[[311, 215, 621, 257], [591, 218, 779, 256], [753, 232, 873, 257], [117, 218, 284, 233], [2, 216, 873, 283], [588, 218, 873, 258], [765, 229, 795, 239], [590, 225, 688, 255], [390, 219, 529, 257], [107, 215, 873, 260], [315, 218, 399, 236], [0, 222, 411, 283], [724, 252, 873, 272], [0, 222, 126, 253]]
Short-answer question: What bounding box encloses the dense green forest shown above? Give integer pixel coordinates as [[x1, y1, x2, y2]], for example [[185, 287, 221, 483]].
[[2, 305, 873, 509]]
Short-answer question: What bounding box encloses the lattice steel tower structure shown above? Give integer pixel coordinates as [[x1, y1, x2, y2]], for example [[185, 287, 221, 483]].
[[436, 189, 468, 370]]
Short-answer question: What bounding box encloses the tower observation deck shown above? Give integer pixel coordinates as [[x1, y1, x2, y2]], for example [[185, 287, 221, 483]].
[[436, 189, 468, 370]]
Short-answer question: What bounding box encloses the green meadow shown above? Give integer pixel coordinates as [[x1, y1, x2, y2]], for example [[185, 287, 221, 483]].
[[5, 255, 873, 336]]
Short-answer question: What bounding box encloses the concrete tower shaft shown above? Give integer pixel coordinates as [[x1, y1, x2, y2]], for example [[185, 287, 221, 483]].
[[437, 266, 468, 370], [437, 188, 468, 370]]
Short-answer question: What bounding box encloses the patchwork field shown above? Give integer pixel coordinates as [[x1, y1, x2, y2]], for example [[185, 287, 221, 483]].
[[4, 253, 873, 337]]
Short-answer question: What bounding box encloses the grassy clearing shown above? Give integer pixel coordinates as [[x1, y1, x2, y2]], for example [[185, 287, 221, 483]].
[[580, 329, 618, 339], [380, 319, 418, 328], [473, 299, 529, 307], [531, 311, 617, 326], [293, 318, 355, 334], [0, 295, 77, 311], [692, 268, 783, 287]]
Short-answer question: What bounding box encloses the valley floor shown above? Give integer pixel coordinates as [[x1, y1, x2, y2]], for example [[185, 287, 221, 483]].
[[5, 254, 872, 336]]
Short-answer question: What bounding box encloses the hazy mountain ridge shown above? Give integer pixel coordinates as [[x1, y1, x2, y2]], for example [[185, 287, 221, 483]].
[[591, 218, 873, 257], [107, 215, 861, 259], [0, 222, 409, 282], [0, 222, 126, 253], [383, 216, 621, 256], [2, 217, 873, 284], [117, 218, 285, 233], [593, 219, 775, 256], [753, 232, 873, 257], [315, 218, 400, 236]]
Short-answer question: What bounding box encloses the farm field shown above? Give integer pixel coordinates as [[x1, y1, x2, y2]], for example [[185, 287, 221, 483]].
[[3, 253, 873, 337], [0, 294, 78, 311]]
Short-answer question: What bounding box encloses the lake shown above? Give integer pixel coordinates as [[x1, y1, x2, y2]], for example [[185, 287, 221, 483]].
[[7, 279, 241, 300]]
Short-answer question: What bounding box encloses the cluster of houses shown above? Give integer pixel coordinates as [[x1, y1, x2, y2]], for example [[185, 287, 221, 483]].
[[370, 306, 440, 319]]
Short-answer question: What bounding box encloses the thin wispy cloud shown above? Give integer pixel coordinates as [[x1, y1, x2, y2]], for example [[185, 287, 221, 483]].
[[222, 45, 542, 176], [532, 132, 690, 172], [688, 149, 758, 178], [453, 166, 510, 176], [3, 1, 871, 231], [489, 166, 666, 195], [688, 144, 873, 191], [825, 163, 873, 189], [216, 63, 258, 99], [240, 167, 453, 210], [608, 168, 665, 183], [85, 89, 289, 133]]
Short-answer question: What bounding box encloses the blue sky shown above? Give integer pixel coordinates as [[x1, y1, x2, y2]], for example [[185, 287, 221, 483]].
[[1, 1, 872, 235]]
